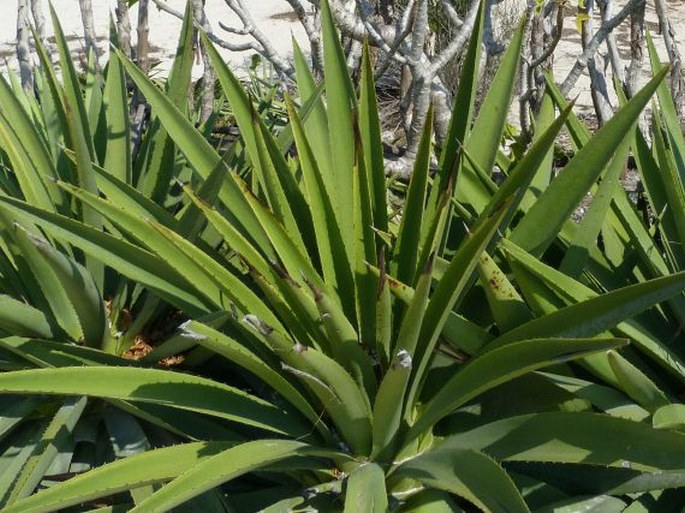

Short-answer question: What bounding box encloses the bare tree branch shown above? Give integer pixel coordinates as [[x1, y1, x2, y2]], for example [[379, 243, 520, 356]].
[[79, 0, 101, 70], [429, 0, 480, 75], [626, 0, 645, 97], [115, 0, 133, 59], [559, 0, 644, 96], [654, 0, 685, 118], [17, 0, 33, 93]]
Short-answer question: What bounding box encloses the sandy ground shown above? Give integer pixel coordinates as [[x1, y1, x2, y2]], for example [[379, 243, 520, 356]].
[[0, 0, 308, 77], [549, 0, 685, 116], [0, 0, 684, 113]]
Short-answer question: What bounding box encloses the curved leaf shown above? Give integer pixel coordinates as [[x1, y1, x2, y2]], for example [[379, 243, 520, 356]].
[[129, 441, 340, 513], [443, 412, 685, 473], [406, 337, 626, 443], [0, 367, 308, 436], [2, 442, 230, 513], [396, 448, 529, 513]]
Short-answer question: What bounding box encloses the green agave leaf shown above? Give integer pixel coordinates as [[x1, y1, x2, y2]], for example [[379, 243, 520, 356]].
[[139, 1, 193, 201], [84, 156, 179, 229], [534, 496, 626, 513], [199, 31, 261, 173], [0, 367, 307, 436], [393, 107, 433, 287], [367, 262, 495, 355], [631, 119, 681, 268], [0, 76, 62, 212], [151, 220, 285, 328], [233, 177, 326, 296], [406, 197, 511, 414], [60, 63, 104, 287], [543, 73, 590, 150], [500, 239, 685, 378], [559, 132, 631, 278], [403, 489, 464, 512], [442, 411, 685, 473], [290, 339, 373, 456], [182, 186, 275, 278], [511, 67, 669, 255], [48, 3, 95, 160], [204, 33, 315, 263], [0, 194, 213, 315], [426, 0, 485, 234], [352, 133, 378, 349], [129, 441, 343, 513], [0, 336, 137, 369], [358, 41, 388, 235], [0, 423, 44, 505], [610, 192, 685, 325], [517, 92, 556, 213], [292, 39, 330, 178], [9, 224, 81, 342], [653, 404, 685, 430], [113, 48, 271, 253], [405, 337, 626, 443], [102, 407, 154, 504], [375, 251, 392, 367], [371, 348, 413, 460], [395, 448, 529, 513], [249, 317, 371, 454], [179, 320, 331, 440], [647, 32, 685, 181], [251, 112, 310, 257], [102, 52, 132, 184], [308, 279, 376, 399], [477, 251, 533, 331], [5, 396, 87, 504], [457, 14, 525, 214], [539, 371, 650, 422], [0, 397, 44, 442], [0, 295, 54, 339], [285, 94, 351, 297], [84, 48, 104, 159], [651, 107, 685, 256], [344, 462, 388, 513], [496, 241, 685, 347], [29, 233, 109, 349], [30, 30, 70, 174], [607, 351, 670, 413], [2, 442, 230, 513], [57, 181, 279, 327], [320, 0, 356, 261], [515, 462, 685, 498], [478, 102, 574, 232]]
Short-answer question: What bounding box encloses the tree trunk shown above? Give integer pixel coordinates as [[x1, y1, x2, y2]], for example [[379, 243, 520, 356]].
[[626, 0, 645, 97], [136, 0, 150, 74], [581, 0, 614, 125], [115, 0, 133, 60], [30, 0, 50, 57], [654, 0, 685, 121], [131, 0, 151, 158], [79, 0, 100, 70], [192, 0, 216, 123], [17, 0, 33, 93]]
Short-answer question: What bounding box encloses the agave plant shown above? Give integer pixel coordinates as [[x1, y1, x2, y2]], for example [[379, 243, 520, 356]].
[[0, 0, 684, 511]]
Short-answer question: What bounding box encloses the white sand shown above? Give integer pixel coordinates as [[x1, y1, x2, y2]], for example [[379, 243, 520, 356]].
[[0, 0, 308, 76]]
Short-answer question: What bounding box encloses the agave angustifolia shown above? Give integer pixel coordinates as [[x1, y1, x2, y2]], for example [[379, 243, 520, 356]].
[[0, 0, 684, 511]]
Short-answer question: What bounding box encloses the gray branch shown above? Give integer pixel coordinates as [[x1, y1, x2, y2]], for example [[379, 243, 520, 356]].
[[17, 0, 33, 92], [559, 0, 644, 96]]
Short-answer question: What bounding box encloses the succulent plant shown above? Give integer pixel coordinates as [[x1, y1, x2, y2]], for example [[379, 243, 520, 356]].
[[0, 1, 683, 511]]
